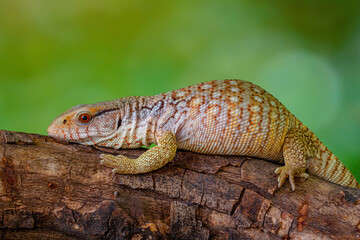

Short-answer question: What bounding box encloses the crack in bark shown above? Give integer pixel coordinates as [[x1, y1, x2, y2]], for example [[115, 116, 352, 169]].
[[179, 169, 187, 199], [151, 172, 156, 191], [230, 188, 245, 216]]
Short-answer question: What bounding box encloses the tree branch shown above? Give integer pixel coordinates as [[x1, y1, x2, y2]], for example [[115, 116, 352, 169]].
[[0, 130, 359, 239]]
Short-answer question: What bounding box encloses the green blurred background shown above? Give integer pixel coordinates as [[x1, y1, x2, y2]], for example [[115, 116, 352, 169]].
[[1, 1, 359, 180]]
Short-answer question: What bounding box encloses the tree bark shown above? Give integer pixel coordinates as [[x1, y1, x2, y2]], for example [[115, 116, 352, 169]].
[[0, 130, 359, 240]]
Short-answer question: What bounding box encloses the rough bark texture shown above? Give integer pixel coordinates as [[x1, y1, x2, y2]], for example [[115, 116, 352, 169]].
[[0, 130, 359, 240]]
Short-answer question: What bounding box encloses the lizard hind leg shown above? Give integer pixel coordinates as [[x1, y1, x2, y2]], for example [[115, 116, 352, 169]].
[[275, 128, 311, 191]]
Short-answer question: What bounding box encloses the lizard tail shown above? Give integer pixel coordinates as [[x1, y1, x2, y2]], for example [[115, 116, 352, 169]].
[[292, 117, 360, 188], [307, 137, 360, 188]]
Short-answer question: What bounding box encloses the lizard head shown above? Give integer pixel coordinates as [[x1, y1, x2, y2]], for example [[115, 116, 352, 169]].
[[47, 103, 121, 145]]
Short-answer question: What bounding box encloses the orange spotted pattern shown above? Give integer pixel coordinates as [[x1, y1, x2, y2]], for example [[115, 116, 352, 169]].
[[48, 79, 360, 190]]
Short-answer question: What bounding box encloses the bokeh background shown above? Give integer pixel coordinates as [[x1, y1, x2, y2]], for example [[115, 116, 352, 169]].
[[1, 1, 359, 180]]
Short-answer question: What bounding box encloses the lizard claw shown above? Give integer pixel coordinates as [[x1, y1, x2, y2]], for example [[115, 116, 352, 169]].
[[275, 166, 308, 191]]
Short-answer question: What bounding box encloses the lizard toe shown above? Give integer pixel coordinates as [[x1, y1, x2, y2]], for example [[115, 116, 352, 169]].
[[297, 172, 309, 180], [275, 166, 289, 189], [100, 154, 127, 168], [99, 154, 139, 174], [275, 165, 297, 191], [275, 165, 308, 191]]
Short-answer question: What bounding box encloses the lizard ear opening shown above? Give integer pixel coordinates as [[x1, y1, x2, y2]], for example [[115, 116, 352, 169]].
[[117, 119, 122, 130]]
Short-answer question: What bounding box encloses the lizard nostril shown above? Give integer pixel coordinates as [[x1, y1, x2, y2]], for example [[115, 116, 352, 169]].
[[63, 119, 68, 124]]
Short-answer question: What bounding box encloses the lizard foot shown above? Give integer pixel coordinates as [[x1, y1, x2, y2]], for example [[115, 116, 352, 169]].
[[100, 154, 133, 174], [275, 166, 309, 191]]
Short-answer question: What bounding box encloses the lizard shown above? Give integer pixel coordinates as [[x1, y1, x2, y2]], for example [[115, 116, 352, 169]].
[[47, 79, 360, 191]]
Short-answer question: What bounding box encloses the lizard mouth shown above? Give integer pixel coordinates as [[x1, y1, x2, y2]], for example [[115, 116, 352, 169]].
[[47, 117, 75, 141], [47, 123, 69, 141], [47, 120, 60, 139]]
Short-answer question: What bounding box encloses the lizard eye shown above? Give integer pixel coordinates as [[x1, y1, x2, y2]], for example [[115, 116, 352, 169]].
[[77, 113, 92, 125]]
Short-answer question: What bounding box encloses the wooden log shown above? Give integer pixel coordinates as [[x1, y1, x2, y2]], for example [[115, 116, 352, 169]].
[[0, 130, 359, 239]]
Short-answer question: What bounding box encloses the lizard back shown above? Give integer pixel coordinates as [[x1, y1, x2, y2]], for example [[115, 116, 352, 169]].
[[164, 79, 290, 161]]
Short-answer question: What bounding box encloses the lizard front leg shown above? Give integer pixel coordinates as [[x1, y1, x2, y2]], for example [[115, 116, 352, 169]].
[[100, 131, 177, 174], [275, 128, 310, 191]]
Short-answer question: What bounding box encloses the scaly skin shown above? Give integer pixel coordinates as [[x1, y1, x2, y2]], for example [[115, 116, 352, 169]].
[[47, 79, 360, 190]]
